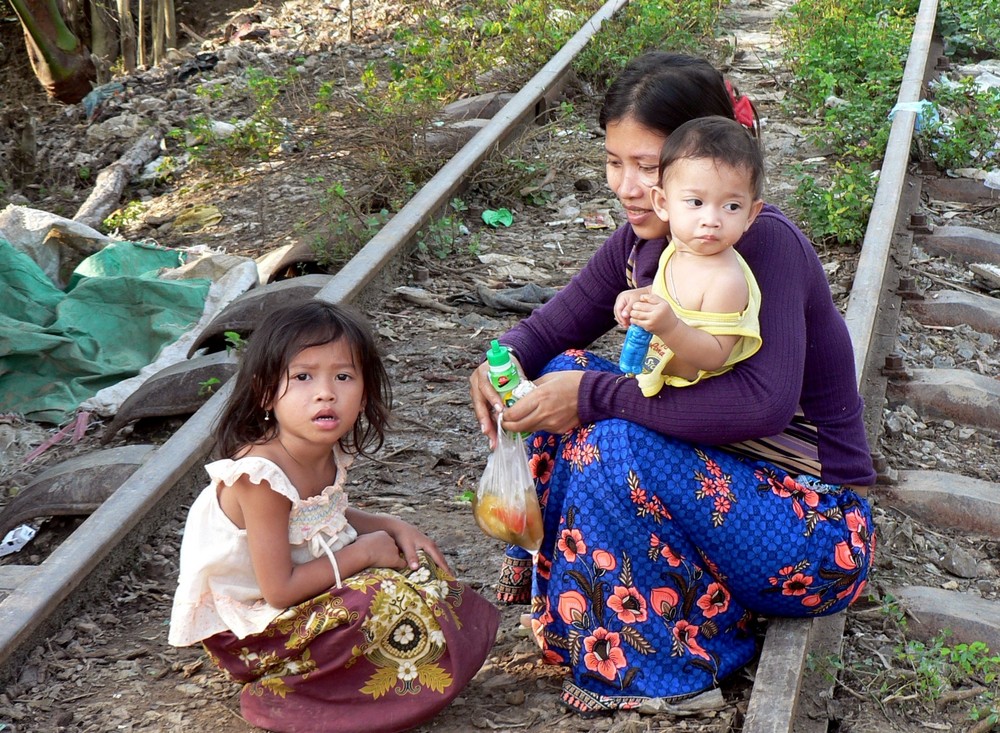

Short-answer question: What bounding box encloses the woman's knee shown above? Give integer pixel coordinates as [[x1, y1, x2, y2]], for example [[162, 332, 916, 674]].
[[540, 350, 618, 377]]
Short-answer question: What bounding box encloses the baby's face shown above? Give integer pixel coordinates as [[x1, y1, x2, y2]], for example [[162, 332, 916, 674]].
[[650, 157, 763, 255]]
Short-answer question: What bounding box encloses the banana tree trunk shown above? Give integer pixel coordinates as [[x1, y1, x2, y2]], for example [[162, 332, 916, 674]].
[[8, 0, 97, 104]]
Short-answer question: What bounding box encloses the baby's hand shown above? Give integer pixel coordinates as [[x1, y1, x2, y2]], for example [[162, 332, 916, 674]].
[[631, 293, 678, 338], [615, 287, 650, 327], [356, 530, 407, 571]]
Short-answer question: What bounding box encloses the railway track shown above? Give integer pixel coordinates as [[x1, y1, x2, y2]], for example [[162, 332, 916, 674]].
[[746, 0, 999, 728], [2, 0, 999, 729]]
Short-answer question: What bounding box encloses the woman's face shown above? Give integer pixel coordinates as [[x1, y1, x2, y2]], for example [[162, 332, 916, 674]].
[[605, 116, 671, 241]]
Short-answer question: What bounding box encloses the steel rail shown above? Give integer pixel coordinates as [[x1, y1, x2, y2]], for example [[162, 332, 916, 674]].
[[742, 0, 939, 730], [316, 0, 630, 305], [844, 0, 940, 378], [0, 0, 629, 674]]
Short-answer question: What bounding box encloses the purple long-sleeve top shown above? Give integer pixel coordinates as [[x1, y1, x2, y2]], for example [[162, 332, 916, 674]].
[[502, 204, 876, 486]]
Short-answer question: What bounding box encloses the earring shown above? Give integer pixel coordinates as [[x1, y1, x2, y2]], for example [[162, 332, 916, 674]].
[[264, 410, 271, 422]]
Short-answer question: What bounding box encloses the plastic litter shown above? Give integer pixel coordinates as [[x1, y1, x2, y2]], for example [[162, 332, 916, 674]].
[[888, 100, 939, 132], [475, 283, 557, 313], [481, 208, 513, 228], [0, 524, 37, 557]]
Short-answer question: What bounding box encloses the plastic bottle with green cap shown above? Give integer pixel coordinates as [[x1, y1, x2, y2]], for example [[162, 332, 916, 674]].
[[486, 340, 524, 407]]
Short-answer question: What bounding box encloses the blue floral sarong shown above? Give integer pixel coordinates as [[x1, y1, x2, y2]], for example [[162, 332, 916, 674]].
[[506, 351, 875, 714]]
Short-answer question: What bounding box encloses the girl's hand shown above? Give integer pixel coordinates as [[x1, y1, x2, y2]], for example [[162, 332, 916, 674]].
[[499, 370, 584, 437], [382, 518, 453, 575], [354, 530, 408, 571]]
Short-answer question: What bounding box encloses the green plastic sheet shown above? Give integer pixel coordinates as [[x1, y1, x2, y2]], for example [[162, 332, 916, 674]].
[[0, 239, 210, 424]]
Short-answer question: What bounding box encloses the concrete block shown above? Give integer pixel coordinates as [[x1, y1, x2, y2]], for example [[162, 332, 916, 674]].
[[887, 368, 1000, 430], [915, 225, 1000, 266], [893, 586, 1000, 652], [877, 469, 1000, 535], [908, 289, 1000, 336]]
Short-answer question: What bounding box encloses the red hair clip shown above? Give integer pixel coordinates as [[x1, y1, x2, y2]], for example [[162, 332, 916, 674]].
[[726, 80, 757, 132]]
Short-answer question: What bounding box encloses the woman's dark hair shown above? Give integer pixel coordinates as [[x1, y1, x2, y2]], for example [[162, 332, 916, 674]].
[[214, 300, 391, 459], [599, 52, 757, 138], [659, 116, 765, 198]]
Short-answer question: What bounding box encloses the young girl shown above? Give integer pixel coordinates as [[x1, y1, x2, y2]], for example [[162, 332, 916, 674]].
[[169, 301, 500, 733], [615, 115, 765, 395]]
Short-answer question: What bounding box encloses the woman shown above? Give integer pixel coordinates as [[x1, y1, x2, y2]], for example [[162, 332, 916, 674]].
[[468, 52, 875, 714]]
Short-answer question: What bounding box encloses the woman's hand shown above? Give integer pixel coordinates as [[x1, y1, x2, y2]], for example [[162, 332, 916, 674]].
[[615, 287, 651, 327], [469, 358, 508, 447], [499, 370, 585, 438], [470, 355, 585, 447]]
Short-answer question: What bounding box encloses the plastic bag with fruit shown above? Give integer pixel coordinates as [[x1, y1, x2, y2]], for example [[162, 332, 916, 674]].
[[472, 413, 543, 552]]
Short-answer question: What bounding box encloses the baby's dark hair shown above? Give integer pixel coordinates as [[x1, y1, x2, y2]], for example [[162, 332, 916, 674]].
[[658, 116, 765, 199], [214, 300, 391, 459]]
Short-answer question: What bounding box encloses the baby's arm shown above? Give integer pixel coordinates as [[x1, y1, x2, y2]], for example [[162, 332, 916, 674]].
[[631, 266, 747, 372], [614, 286, 651, 328], [629, 293, 679, 342], [347, 507, 453, 574], [239, 477, 405, 608]]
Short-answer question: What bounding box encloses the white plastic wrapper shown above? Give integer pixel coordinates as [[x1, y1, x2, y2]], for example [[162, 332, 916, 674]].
[[888, 100, 939, 132], [0, 524, 37, 557]]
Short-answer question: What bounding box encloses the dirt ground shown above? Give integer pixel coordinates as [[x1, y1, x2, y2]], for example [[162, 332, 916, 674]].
[[1, 0, 999, 732]]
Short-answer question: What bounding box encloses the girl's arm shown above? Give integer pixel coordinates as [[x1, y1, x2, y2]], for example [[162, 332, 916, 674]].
[[346, 507, 453, 574], [240, 477, 405, 608]]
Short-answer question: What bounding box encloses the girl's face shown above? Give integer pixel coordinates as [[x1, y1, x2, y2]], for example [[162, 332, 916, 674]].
[[269, 338, 365, 449], [650, 157, 763, 256], [605, 116, 671, 241]]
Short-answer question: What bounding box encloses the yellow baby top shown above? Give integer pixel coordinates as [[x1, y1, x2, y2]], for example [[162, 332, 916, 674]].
[[636, 240, 762, 397]]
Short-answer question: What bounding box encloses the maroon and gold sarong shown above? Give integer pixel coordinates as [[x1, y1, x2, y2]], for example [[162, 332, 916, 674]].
[[202, 554, 500, 733]]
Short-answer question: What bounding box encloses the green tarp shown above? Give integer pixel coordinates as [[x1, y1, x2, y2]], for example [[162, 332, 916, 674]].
[[0, 239, 210, 424]]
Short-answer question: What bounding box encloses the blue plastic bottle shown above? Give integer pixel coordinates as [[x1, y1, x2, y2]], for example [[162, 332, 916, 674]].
[[619, 324, 652, 374]]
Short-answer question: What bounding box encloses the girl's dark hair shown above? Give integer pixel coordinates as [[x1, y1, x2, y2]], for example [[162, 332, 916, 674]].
[[659, 116, 765, 198], [214, 300, 391, 459], [599, 52, 757, 138]]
